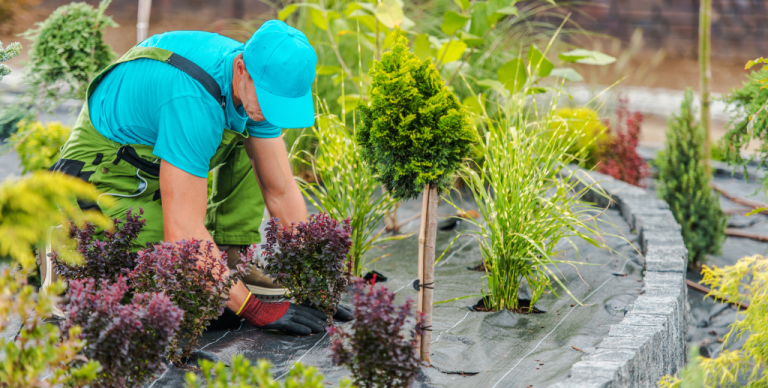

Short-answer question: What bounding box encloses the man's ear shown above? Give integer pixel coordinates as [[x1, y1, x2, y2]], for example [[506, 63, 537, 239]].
[[234, 54, 247, 77]]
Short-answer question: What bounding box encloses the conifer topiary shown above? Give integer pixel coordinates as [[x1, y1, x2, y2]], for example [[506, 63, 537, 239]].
[[656, 88, 726, 266], [356, 28, 476, 200]]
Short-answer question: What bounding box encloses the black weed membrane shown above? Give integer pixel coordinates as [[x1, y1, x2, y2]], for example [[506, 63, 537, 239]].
[[144, 196, 644, 388]]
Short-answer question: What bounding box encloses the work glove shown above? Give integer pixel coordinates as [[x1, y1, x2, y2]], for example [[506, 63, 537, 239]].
[[238, 293, 327, 336], [299, 300, 354, 322]]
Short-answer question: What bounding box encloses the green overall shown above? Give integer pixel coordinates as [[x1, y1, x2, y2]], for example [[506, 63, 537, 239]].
[[55, 46, 266, 249]]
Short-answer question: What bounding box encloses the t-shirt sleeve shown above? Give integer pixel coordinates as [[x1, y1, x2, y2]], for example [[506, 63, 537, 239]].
[[246, 118, 281, 138], [154, 95, 224, 178]]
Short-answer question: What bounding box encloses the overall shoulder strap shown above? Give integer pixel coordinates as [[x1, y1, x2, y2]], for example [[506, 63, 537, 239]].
[[164, 53, 226, 109]]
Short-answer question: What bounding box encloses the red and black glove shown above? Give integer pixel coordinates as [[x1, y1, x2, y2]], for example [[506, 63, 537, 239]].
[[237, 293, 327, 336]]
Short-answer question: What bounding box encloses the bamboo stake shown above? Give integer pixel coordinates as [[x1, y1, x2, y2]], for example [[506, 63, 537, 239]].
[[699, 0, 712, 174], [420, 183, 438, 363], [726, 229, 768, 242], [415, 184, 429, 356], [137, 0, 153, 43]]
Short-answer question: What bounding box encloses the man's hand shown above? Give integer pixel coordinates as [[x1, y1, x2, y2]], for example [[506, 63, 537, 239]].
[[244, 136, 307, 227]]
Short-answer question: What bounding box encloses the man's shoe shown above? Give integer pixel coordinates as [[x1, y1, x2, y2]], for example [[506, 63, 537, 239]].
[[224, 245, 288, 300]]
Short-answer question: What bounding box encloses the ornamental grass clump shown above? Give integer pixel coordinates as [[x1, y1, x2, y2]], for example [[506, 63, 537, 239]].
[[62, 276, 183, 388], [656, 88, 726, 266], [52, 208, 144, 285], [262, 213, 352, 319], [185, 355, 352, 388], [456, 49, 610, 312], [328, 278, 423, 388], [294, 111, 405, 277], [129, 239, 249, 363]]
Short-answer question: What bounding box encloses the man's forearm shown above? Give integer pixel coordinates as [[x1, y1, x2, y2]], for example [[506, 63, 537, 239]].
[[262, 178, 307, 228]]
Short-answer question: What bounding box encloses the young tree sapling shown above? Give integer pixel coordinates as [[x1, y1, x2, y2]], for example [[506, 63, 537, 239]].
[[355, 28, 475, 362]]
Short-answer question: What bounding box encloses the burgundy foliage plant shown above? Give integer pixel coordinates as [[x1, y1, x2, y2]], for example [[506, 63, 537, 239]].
[[261, 213, 352, 320], [62, 275, 183, 388], [52, 208, 145, 284], [129, 239, 251, 363], [328, 278, 423, 388], [595, 97, 650, 187]]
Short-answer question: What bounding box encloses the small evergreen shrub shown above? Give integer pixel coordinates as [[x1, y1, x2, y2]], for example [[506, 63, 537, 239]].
[[53, 208, 144, 284], [550, 107, 608, 169], [262, 213, 352, 319], [0, 105, 30, 141], [721, 67, 768, 176], [185, 355, 352, 388], [129, 239, 249, 363], [356, 29, 476, 200], [594, 98, 649, 186], [328, 278, 423, 388], [0, 174, 106, 387], [21, 0, 116, 107], [0, 40, 20, 81], [656, 88, 726, 266], [63, 276, 183, 388], [698, 255, 768, 386], [0, 269, 101, 387], [9, 120, 71, 173]]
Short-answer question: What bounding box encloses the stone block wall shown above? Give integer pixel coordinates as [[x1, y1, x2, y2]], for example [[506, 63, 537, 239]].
[[551, 168, 689, 388]]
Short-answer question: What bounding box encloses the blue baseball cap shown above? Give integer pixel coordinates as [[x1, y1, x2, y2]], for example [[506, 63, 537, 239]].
[[244, 20, 317, 128]]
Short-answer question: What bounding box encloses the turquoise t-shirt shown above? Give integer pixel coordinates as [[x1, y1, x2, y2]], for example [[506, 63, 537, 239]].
[[88, 31, 281, 178]]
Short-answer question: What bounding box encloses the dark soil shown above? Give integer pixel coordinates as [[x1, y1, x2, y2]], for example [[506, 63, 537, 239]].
[[471, 298, 547, 314]]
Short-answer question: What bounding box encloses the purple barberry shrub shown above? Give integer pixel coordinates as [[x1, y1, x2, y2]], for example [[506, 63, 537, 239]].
[[328, 278, 424, 388], [129, 239, 249, 363], [62, 275, 183, 388], [261, 213, 352, 320], [52, 208, 145, 284]]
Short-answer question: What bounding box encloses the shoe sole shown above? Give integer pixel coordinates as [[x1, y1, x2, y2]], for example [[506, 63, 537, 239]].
[[247, 284, 289, 300]]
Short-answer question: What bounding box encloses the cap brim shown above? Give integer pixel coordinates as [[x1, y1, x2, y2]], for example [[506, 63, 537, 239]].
[[253, 84, 315, 129]]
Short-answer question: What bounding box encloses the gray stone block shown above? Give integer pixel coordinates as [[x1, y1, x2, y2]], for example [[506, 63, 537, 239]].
[[631, 208, 674, 231], [644, 249, 686, 273], [567, 361, 626, 388], [645, 245, 688, 263], [584, 348, 658, 388], [641, 231, 685, 256], [636, 214, 681, 234]]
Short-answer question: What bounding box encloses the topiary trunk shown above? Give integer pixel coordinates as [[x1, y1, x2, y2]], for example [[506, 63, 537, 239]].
[[656, 88, 726, 266]]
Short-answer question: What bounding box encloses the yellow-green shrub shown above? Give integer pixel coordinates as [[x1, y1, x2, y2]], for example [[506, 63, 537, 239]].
[[0, 173, 108, 387], [10, 120, 70, 174], [549, 107, 607, 169]]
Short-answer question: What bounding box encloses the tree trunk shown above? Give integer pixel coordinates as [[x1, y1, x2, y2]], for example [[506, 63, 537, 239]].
[[699, 0, 712, 174], [416, 183, 437, 363], [137, 0, 153, 43]]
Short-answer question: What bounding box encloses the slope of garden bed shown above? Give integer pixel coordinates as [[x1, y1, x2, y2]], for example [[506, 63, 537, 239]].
[[143, 172, 663, 388]]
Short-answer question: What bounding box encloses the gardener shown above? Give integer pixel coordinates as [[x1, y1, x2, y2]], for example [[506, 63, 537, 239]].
[[50, 20, 342, 336]]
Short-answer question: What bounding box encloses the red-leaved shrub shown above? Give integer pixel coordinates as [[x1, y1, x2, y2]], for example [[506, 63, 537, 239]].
[[595, 97, 650, 187], [328, 278, 423, 388], [62, 276, 182, 388], [53, 208, 145, 284], [262, 213, 352, 320], [129, 239, 251, 363]]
